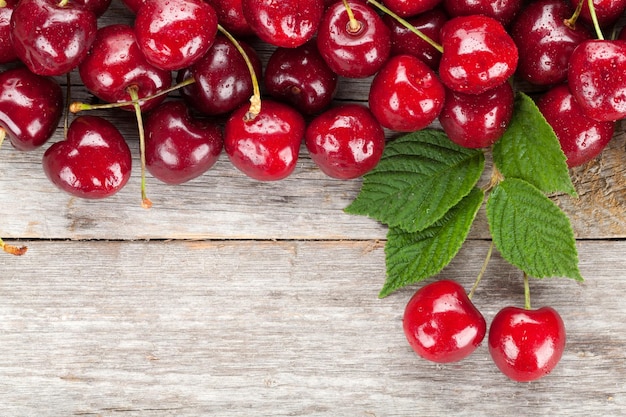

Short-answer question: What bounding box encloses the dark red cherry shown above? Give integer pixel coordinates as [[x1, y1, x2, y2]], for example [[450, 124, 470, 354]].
[[568, 39, 626, 122], [0, 67, 63, 151], [383, 0, 443, 17], [144, 100, 223, 185], [489, 306, 566, 382], [264, 41, 338, 115], [78, 24, 172, 112], [134, 0, 218, 70], [511, 0, 592, 86], [403, 279, 487, 363], [42, 115, 132, 199], [205, 0, 255, 37], [178, 34, 262, 116], [368, 54, 445, 132], [242, 0, 324, 48], [0, 0, 18, 64], [224, 100, 305, 181], [569, 0, 626, 28], [119, 0, 144, 13], [305, 104, 385, 179], [537, 84, 614, 167], [439, 82, 514, 148], [10, 0, 97, 76], [439, 15, 518, 95], [74, 0, 111, 17], [316, 0, 391, 78], [443, 0, 523, 26], [384, 8, 448, 70]]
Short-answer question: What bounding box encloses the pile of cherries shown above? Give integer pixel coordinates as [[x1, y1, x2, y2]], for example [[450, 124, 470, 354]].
[[0, 0, 623, 379]]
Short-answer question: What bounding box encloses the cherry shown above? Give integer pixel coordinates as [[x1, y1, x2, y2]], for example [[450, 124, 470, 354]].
[[511, 0, 592, 87], [0, 0, 18, 64], [119, 0, 143, 13], [443, 0, 523, 26], [242, 0, 324, 48], [537, 84, 614, 167], [134, 0, 218, 71], [403, 279, 487, 363], [224, 100, 305, 181], [10, 0, 97, 76], [489, 306, 566, 382], [264, 41, 338, 115], [569, 0, 626, 28], [368, 54, 445, 132], [42, 115, 132, 199], [144, 100, 223, 185], [0, 66, 63, 151], [205, 0, 255, 37], [439, 81, 514, 148], [439, 15, 518, 95], [384, 8, 448, 70], [568, 39, 626, 122], [305, 104, 385, 179], [178, 34, 262, 116], [78, 24, 172, 112], [383, 0, 444, 17], [316, 0, 391, 78], [74, 0, 111, 17]]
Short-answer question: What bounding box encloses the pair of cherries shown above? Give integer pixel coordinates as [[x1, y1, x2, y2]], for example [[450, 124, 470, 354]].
[[402, 279, 566, 382]]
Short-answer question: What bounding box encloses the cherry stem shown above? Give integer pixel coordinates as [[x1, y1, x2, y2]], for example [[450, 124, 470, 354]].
[[57, 0, 68, 6], [217, 24, 261, 121], [64, 72, 71, 138], [127, 86, 152, 209], [564, 0, 584, 29], [0, 237, 28, 256], [587, 0, 604, 39], [468, 241, 494, 300], [69, 78, 197, 113], [366, 0, 444, 53], [0, 128, 5, 148], [0, 0, 7, 8], [342, 0, 363, 33]]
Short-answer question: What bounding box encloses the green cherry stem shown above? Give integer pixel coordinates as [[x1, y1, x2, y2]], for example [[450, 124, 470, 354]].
[[0, 0, 6, 9], [564, 0, 584, 29], [366, 0, 444, 53], [342, 0, 363, 32], [468, 241, 494, 300], [523, 272, 532, 310], [587, 0, 604, 40], [127, 86, 152, 209]]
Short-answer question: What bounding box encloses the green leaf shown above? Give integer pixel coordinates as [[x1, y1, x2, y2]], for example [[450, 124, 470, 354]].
[[493, 92, 577, 197], [381, 187, 485, 297], [345, 130, 485, 232], [486, 178, 583, 281]]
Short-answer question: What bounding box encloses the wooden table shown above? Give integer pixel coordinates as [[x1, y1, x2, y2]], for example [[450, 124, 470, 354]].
[[2, 3, 626, 415]]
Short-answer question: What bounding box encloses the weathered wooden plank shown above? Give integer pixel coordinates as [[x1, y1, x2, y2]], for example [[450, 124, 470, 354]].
[[0, 239, 624, 416]]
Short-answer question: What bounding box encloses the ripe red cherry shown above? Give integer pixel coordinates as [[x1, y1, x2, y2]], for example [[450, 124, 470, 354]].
[[439, 81, 514, 148], [42, 115, 132, 199], [264, 41, 338, 115], [383, 0, 444, 17], [511, 0, 592, 87], [305, 104, 385, 180], [403, 279, 487, 363], [537, 84, 614, 167], [443, 0, 523, 26], [568, 39, 626, 122], [0, 67, 63, 151], [0, 0, 18, 64], [489, 306, 566, 382], [78, 24, 172, 112], [74, 0, 111, 17], [242, 0, 324, 48], [205, 0, 255, 37], [569, 0, 626, 28], [10, 0, 97, 76], [368, 54, 445, 132], [224, 100, 306, 181], [317, 0, 391, 78], [134, 0, 218, 70], [439, 15, 518, 95], [144, 100, 223, 185]]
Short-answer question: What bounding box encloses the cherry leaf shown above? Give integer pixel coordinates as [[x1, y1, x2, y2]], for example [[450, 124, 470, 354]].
[[493, 92, 577, 197], [344, 130, 484, 233], [486, 178, 583, 281], [381, 187, 485, 298]]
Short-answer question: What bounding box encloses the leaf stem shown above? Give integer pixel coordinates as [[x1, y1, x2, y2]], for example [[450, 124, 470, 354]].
[[523, 272, 532, 310], [128, 86, 152, 209], [468, 240, 494, 300], [482, 163, 504, 193]]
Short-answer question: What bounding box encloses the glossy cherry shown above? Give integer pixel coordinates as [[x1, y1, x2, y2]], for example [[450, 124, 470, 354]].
[[144, 100, 223, 185], [134, 0, 218, 71], [511, 0, 592, 87], [42, 115, 132, 199], [569, 0, 626, 28], [383, 0, 443, 17], [305, 104, 385, 179], [224, 100, 305, 181], [0, 67, 63, 151], [368, 54, 445, 132], [0, 0, 18, 64], [10, 0, 97, 76], [568, 39, 626, 122], [537, 84, 614, 167], [205, 0, 255, 37], [78, 24, 172, 112], [316, 0, 391, 78], [443, 0, 523, 26], [403, 279, 487, 363], [489, 306, 566, 382], [74, 0, 111, 17], [264, 41, 338, 115], [439, 82, 514, 148], [178, 34, 262, 116], [242, 0, 324, 48], [439, 15, 518, 95]]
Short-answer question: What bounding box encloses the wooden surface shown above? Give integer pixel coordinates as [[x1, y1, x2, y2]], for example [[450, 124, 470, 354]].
[[2, 2, 626, 416]]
